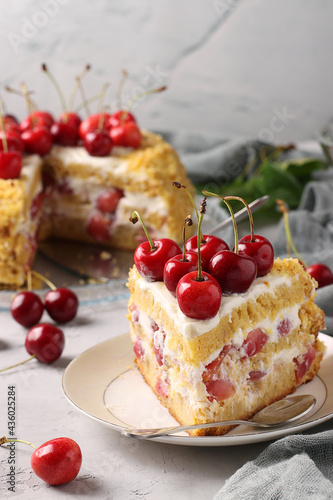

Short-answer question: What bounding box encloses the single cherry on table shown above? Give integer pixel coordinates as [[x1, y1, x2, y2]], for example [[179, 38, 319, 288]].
[[10, 291, 44, 328], [1, 436, 82, 486]]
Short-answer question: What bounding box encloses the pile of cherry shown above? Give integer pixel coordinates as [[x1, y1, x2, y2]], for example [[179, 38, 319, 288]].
[[0, 279, 81, 486], [131, 186, 333, 321], [0, 64, 147, 181]]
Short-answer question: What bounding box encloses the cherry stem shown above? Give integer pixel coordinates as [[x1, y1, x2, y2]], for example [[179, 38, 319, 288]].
[[172, 181, 203, 242], [0, 436, 37, 450], [116, 70, 128, 109], [203, 191, 239, 254], [224, 195, 254, 242], [31, 269, 57, 291], [42, 63, 67, 113], [27, 270, 32, 292], [196, 198, 206, 281], [97, 83, 110, 131], [5, 86, 38, 113], [276, 199, 307, 267], [0, 97, 8, 153], [68, 64, 91, 113], [20, 83, 35, 117], [129, 211, 156, 252], [0, 355, 36, 373], [122, 85, 167, 124], [182, 216, 193, 261], [74, 92, 102, 114]]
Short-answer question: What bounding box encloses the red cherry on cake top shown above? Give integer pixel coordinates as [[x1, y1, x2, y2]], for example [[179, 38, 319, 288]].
[[108, 110, 136, 128], [0, 151, 22, 179], [164, 215, 198, 296], [21, 125, 53, 156], [83, 129, 112, 156], [176, 199, 222, 319], [185, 234, 229, 271], [238, 234, 274, 277], [0, 105, 23, 179], [203, 192, 258, 294], [209, 250, 257, 295], [225, 195, 274, 277], [130, 210, 181, 281], [79, 113, 112, 140], [0, 132, 25, 154], [110, 121, 141, 148]]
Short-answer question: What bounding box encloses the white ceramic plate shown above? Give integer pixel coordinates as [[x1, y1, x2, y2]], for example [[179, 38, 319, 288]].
[[62, 332, 333, 447]]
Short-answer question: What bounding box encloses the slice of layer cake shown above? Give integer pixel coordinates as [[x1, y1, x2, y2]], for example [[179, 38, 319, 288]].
[[127, 258, 326, 436], [39, 131, 194, 250], [0, 155, 43, 287]]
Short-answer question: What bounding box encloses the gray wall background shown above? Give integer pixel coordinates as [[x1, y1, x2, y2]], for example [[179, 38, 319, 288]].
[[1, 0, 332, 143]]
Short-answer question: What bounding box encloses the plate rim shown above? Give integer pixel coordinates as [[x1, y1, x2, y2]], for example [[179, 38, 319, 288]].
[[62, 332, 333, 446]]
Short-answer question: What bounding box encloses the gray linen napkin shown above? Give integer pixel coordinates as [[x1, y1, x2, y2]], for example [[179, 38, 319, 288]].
[[213, 431, 333, 500]]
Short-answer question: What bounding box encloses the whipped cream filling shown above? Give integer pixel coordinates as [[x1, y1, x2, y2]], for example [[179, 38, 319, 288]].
[[138, 273, 294, 339], [134, 302, 310, 412], [46, 145, 133, 179], [42, 171, 169, 233]]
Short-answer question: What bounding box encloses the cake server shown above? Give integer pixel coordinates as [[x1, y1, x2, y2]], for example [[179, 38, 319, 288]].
[[121, 394, 315, 438], [207, 194, 269, 234]]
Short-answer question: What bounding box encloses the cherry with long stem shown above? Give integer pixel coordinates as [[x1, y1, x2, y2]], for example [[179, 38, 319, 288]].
[[176, 198, 222, 319], [163, 216, 198, 297], [203, 191, 258, 294], [212, 194, 274, 277], [130, 210, 181, 282]]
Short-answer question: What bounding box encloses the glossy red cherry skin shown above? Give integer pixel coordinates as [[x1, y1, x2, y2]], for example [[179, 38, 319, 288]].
[[51, 121, 78, 146], [25, 323, 65, 363], [134, 239, 181, 282], [83, 130, 112, 156], [163, 252, 198, 297], [0, 151, 22, 179], [44, 288, 79, 323], [237, 234, 274, 277], [185, 235, 229, 271], [0, 132, 25, 154], [21, 126, 53, 156], [306, 263, 333, 288], [31, 437, 82, 485], [110, 121, 141, 148], [19, 112, 54, 132], [59, 112, 81, 129], [11, 291, 44, 328], [176, 271, 222, 319], [108, 110, 136, 128], [79, 113, 111, 140], [209, 250, 257, 294]]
